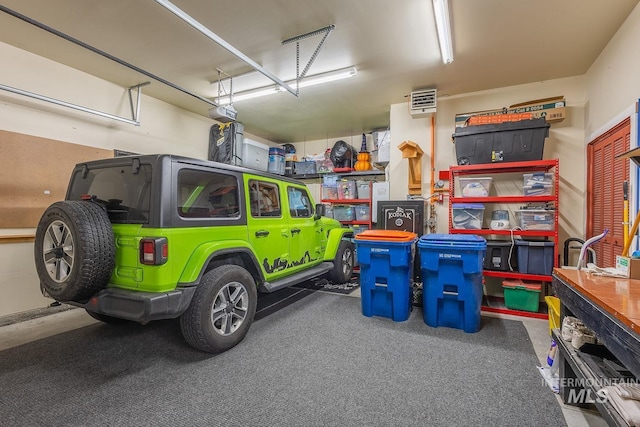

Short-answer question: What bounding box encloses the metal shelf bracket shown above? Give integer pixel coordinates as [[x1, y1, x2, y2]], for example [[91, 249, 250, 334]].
[[0, 81, 151, 126], [129, 82, 151, 124]]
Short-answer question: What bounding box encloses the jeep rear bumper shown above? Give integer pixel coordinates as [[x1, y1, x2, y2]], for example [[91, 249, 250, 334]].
[[80, 286, 197, 324]]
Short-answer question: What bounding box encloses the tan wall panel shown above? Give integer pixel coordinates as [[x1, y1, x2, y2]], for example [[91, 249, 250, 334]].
[[0, 130, 112, 228]]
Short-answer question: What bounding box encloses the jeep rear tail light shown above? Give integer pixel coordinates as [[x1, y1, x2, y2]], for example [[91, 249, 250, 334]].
[[140, 237, 168, 265]]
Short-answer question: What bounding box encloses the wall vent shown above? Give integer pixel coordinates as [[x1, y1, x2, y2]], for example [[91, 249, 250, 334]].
[[410, 88, 437, 116]]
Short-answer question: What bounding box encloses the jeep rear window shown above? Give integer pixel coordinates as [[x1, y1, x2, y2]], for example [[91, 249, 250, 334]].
[[178, 169, 240, 219], [67, 164, 152, 224]]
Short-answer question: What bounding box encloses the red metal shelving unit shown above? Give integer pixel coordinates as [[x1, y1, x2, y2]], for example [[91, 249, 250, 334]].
[[449, 159, 560, 319], [321, 184, 374, 231], [322, 181, 375, 274]]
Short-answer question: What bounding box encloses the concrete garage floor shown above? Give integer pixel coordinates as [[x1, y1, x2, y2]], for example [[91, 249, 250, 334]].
[[0, 290, 607, 427]]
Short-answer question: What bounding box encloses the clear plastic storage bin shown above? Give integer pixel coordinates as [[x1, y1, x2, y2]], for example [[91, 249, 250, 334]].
[[337, 181, 356, 199], [321, 185, 338, 200], [452, 204, 485, 229], [355, 205, 370, 221], [294, 161, 317, 175], [523, 172, 553, 186], [517, 209, 554, 230], [523, 184, 553, 196], [356, 181, 371, 199], [459, 177, 493, 197], [333, 205, 355, 221]]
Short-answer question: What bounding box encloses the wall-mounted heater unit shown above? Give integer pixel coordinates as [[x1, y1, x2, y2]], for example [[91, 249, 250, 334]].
[[410, 88, 437, 116]]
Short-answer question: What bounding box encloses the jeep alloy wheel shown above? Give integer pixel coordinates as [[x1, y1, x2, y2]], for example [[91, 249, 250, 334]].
[[180, 265, 257, 353], [42, 219, 75, 283], [211, 281, 250, 336], [328, 240, 354, 284]]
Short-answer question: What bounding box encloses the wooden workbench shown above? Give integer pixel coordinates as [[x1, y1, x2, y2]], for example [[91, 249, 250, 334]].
[[552, 268, 640, 425]]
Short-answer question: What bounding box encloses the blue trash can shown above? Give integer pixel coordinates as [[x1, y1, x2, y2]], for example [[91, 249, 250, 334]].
[[418, 234, 486, 333], [355, 230, 418, 322]]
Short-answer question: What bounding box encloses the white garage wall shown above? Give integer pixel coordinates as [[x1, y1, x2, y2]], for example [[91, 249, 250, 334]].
[[388, 105, 432, 201], [0, 43, 214, 159], [0, 242, 45, 317], [584, 4, 640, 140]]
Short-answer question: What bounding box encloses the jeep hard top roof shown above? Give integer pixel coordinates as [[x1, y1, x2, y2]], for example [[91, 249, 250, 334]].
[[72, 153, 307, 186]]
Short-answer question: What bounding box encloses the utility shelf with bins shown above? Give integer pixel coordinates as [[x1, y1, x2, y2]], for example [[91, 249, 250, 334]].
[[448, 159, 560, 318], [298, 169, 386, 238], [321, 177, 374, 231]]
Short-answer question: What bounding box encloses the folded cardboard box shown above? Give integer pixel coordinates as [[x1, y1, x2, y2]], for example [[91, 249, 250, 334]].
[[454, 107, 507, 128], [508, 96, 566, 123], [454, 96, 566, 128], [467, 112, 533, 126], [615, 255, 640, 279]]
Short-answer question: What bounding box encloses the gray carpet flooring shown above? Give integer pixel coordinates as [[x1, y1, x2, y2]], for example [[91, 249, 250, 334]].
[[0, 292, 565, 427]]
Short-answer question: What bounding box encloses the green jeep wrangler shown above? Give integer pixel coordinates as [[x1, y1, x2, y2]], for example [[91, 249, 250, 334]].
[[34, 154, 354, 353]]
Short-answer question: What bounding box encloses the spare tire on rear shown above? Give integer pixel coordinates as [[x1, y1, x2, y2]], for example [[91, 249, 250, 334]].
[[34, 201, 115, 302]]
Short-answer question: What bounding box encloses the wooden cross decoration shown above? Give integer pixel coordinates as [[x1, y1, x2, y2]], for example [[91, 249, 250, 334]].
[[398, 140, 424, 195]]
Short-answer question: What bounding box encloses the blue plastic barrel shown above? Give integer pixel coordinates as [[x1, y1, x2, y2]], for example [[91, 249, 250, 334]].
[[355, 230, 418, 322], [418, 234, 486, 333], [268, 147, 285, 175]]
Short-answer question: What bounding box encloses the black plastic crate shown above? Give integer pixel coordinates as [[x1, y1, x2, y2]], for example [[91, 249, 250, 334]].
[[483, 239, 518, 271], [453, 118, 550, 165]]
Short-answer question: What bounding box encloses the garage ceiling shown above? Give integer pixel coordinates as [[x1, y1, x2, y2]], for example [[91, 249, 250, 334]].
[[0, 0, 637, 143]]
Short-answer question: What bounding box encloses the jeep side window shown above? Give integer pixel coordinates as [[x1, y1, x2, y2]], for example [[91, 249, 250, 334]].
[[287, 187, 313, 218], [249, 180, 281, 217], [178, 169, 239, 218]]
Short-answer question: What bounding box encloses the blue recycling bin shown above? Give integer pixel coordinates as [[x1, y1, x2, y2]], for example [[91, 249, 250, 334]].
[[355, 230, 418, 322], [418, 234, 486, 333]]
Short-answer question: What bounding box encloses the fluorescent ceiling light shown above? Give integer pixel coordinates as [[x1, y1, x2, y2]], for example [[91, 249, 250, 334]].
[[216, 66, 357, 105], [432, 0, 454, 64], [226, 86, 282, 103], [290, 66, 357, 89]]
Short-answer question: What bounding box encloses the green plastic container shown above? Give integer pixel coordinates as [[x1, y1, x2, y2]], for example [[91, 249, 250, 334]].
[[502, 280, 541, 312]]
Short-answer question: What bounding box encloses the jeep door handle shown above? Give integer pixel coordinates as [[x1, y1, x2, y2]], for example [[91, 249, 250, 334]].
[[291, 228, 301, 235], [255, 230, 269, 237]]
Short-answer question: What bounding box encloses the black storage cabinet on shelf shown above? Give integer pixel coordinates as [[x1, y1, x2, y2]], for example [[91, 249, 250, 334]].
[[452, 118, 550, 165]]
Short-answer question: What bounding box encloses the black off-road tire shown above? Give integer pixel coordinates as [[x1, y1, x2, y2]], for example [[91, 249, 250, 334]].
[[34, 201, 115, 302], [180, 265, 257, 353], [328, 240, 354, 284]]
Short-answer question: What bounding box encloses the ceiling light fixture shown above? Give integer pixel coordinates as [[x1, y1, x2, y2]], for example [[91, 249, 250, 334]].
[[216, 66, 358, 105], [227, 86, 282, 103], [290, 66, 357, 89], [432, 0, 454, 64]]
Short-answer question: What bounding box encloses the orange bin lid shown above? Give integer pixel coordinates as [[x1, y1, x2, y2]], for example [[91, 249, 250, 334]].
[[355, 230, 418, 242], [502, 279, 541, 292]]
